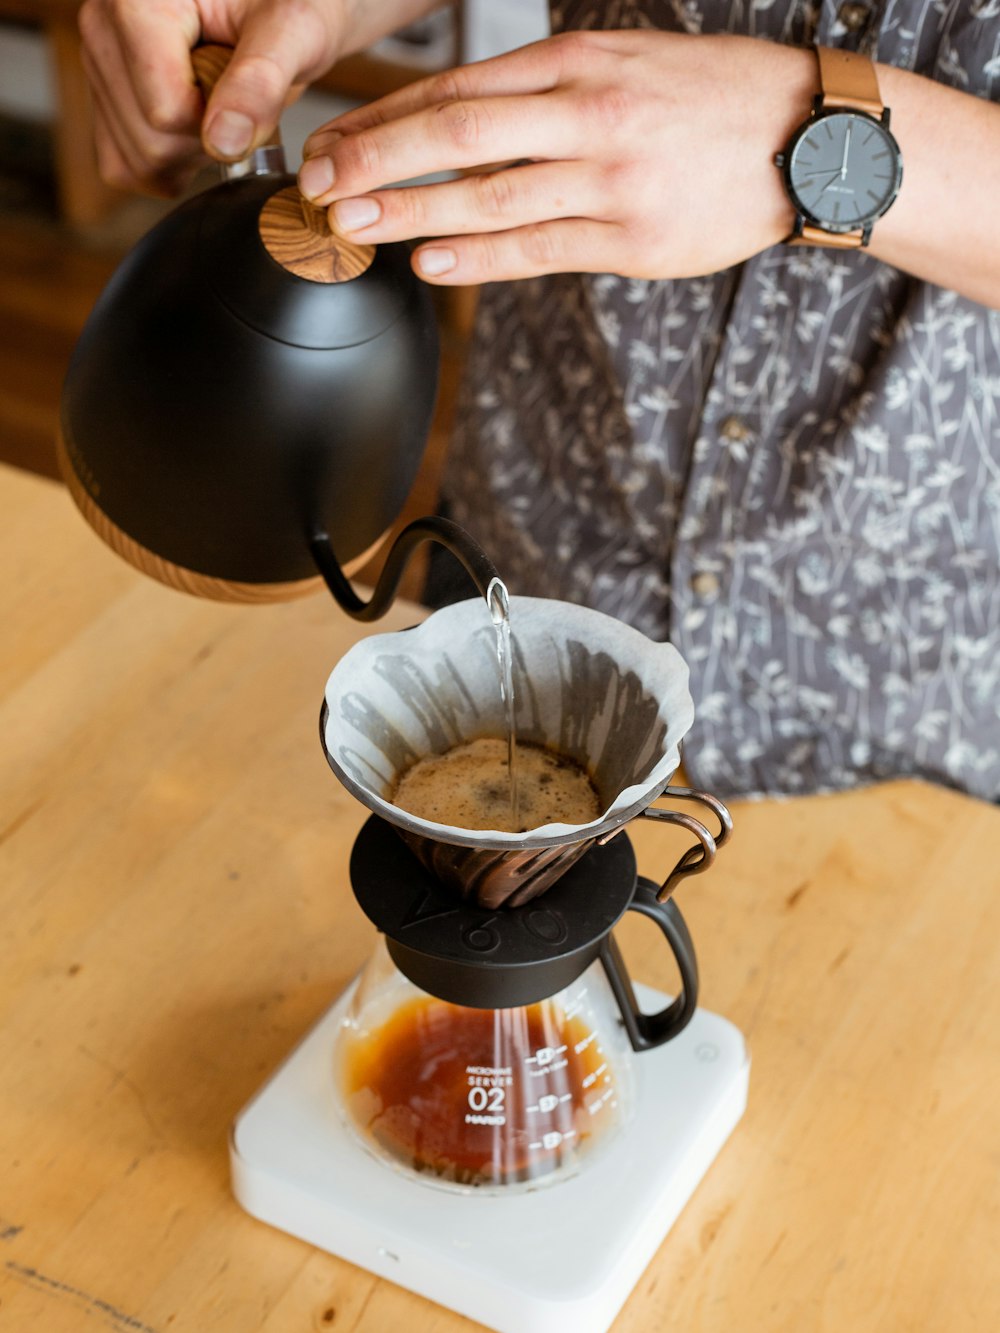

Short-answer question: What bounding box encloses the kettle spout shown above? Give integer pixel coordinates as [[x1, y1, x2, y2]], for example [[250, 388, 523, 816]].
[[309, 517, 506, 623]]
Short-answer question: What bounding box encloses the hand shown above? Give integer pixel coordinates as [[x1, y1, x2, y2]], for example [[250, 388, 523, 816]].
[[78, 0, 347, 195], [298, 31, 817, 284]]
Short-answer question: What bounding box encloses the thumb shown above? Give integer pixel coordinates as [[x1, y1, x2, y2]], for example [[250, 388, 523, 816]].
[[201, 3, 339, 160]]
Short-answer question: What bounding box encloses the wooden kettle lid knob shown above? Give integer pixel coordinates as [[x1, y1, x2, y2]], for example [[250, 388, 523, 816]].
[[259, 187, 375, 283]]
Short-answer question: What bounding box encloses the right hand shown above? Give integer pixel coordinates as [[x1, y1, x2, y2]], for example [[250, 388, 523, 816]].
[[78, 0, 347, 195]]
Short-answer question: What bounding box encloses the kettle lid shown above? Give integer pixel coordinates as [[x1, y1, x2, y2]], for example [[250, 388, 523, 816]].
[[199, 175, 416, 350]]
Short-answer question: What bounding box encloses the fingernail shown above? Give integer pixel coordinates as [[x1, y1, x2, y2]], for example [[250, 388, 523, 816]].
[[333, 197, 382, 232], [418, 247, 457, 276], [206, 109, 254, 157], [299, 155, 335, 200]]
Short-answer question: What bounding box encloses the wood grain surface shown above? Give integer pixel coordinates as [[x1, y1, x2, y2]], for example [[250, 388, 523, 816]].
[[259, 187, 375, 284], [56, 430, 325, 604], [1, 463, 998, 1332], [0, 225, 120, 479], [190, 44, 233, 100]]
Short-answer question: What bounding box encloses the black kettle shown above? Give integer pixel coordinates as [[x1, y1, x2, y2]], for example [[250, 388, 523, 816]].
[[59, 45, 491, 613]]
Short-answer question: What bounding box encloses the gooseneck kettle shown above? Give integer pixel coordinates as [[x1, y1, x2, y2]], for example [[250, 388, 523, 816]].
[[60, 46, 495, 614]]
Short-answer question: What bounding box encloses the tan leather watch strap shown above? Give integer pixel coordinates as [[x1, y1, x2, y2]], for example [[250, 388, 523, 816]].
[[786, 46, 885, 249], [816, 45, 884, 117], [790, 223, 865, 248]]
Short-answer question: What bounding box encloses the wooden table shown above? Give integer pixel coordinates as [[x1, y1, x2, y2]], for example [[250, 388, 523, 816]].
[[2, 463, 998, 1332]]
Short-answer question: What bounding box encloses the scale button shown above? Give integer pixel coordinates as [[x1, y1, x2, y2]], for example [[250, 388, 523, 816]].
[[694, 1042, 720, 1063]]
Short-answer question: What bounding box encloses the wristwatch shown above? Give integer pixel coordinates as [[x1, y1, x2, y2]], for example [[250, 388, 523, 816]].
[[775, 46, 903, 248]]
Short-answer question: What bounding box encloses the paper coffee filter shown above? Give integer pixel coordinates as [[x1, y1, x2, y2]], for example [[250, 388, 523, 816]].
[[322, 596, 694, 850]]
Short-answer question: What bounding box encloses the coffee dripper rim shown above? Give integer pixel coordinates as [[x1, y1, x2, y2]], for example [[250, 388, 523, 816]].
[[320, 697, 682, 849], [320, 595, 694, 851]]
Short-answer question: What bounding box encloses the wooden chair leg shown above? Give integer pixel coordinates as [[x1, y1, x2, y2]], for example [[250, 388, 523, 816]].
[[46, 16, 122, 227], [444, 285, 479, 342]]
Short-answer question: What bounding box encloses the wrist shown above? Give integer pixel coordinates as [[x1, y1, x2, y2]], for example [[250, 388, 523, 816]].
[[753, 41, 819, 247], [860, 61, 916, 261]]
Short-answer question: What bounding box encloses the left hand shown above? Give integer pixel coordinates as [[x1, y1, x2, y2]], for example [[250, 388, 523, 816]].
[[298, 30, 816, 284]]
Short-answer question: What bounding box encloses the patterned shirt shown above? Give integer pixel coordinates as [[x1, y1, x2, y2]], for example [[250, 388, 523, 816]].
[[440, 0, 1000, 801]]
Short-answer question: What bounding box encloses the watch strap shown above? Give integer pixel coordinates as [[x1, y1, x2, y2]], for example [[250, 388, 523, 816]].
[[790, 223, 865, 248], [816, 45, 884, 117], [786, 46, 884, 249]]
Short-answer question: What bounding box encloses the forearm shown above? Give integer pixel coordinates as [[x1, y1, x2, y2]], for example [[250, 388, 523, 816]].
[[293, 29, 1000, 298], [865, 63, 1000, 309]]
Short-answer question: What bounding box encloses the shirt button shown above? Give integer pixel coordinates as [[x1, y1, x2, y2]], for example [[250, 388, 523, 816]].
[[720, 415, 750, 442], [837, 2, 869, 31], [690, 571, 720, 598]]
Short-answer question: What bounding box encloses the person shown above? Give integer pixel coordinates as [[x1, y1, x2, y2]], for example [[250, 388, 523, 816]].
[[79, 0, 1000, 801]]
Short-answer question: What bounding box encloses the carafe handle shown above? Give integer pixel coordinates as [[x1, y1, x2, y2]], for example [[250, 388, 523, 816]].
[[598, 878, 699, 1051]]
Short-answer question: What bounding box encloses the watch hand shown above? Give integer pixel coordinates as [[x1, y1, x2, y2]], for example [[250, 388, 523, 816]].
[[840, 125, 852, 180]]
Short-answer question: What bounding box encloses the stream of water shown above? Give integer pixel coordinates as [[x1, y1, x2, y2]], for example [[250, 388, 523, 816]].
[[487, 577, 520, 829]]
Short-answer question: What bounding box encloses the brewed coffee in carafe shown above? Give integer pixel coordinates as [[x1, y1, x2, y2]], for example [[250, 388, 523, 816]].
[[335, 939, 634, 1191]]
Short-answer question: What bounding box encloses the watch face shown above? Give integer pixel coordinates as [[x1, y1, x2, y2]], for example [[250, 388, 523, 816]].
[[785, 111, 902, 232]]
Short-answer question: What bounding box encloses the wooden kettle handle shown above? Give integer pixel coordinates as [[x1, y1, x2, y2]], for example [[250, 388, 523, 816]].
[[190, 43, 233, 100], [190, 43, 282, 148]]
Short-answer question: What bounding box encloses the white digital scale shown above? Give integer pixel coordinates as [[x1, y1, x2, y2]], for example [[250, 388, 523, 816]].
[[230, 981, 749, 1333]]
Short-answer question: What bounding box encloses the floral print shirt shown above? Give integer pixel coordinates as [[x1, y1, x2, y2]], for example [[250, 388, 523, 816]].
[[441, 0, 1000, 801]]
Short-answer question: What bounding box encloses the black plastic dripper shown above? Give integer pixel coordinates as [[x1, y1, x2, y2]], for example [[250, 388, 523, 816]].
[[349, 815, 638, 1009]]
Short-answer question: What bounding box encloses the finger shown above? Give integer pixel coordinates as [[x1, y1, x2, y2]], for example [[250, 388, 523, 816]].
[[304, 39, 566, 148], [299, 93, 583, 205], [88, 96, 135, 192], [81, 46, 198, 194], [202, 0, 339, 160], [106, 0, 202, 134], [410, 219, 626, 285], [81, 42, 201, 194], [328, 161, 603, 244]]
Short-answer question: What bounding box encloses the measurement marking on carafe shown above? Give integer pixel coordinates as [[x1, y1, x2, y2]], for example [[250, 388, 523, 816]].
[[574, 1031, 597, 1054], [527, 1091, 575, 1115], [526, 1044, 567, 1066], [529, 1129, 577, 1151], [586, 1082, 618, 1114], [529, 1061, 568, 1078], [582, 1061, 608, 1089]]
